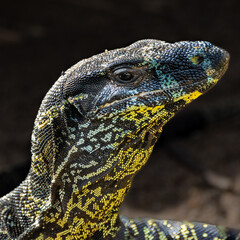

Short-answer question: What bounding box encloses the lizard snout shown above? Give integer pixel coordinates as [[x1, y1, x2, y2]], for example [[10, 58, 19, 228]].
[[208, 46, 230, 74]]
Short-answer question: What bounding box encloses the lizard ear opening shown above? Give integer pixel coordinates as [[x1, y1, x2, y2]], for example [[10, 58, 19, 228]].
[[62, 74, 95, 119], [67, 94, 90, 117], [62, 73, 107, 118], [60, 95, 89, 130]]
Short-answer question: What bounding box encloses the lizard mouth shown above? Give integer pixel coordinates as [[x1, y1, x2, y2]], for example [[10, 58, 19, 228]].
[[94, 76, 222, 118]]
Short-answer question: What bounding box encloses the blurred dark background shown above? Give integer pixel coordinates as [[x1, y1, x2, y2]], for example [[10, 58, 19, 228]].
[[0, 0, 239, 228]]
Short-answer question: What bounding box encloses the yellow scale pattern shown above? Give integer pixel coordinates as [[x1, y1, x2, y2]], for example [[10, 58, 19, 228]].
[[30, 91, 207, 239]]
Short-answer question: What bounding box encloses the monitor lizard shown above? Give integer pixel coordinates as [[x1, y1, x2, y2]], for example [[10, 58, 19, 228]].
[[0, 39, 239, 239]]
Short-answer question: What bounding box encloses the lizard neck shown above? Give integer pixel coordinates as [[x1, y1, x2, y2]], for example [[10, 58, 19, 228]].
[[23, 134, 157, 238], [19, 91, 199, 238], [23, 103, 165, 238]]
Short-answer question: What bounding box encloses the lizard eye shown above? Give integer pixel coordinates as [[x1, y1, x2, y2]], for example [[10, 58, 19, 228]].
[[111, 67, 142, 84]]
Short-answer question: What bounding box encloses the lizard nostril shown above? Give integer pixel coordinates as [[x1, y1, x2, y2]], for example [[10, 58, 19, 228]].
[[190, 55, 204, 65]]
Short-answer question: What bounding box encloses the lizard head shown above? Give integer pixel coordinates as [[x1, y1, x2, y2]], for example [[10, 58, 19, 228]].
[[28, 40, 229, 236], [63, 40, 229, 118], [55, 39, 229, 188]]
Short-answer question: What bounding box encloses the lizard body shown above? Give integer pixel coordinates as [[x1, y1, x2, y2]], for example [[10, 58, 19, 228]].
[[0, 39, 238, 239]]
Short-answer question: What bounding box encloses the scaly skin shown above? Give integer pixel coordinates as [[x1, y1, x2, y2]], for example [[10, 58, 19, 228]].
[[0, 39, 238, 239]]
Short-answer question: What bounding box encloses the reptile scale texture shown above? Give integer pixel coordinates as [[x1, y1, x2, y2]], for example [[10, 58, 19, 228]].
[[0, 39, 238, 239]]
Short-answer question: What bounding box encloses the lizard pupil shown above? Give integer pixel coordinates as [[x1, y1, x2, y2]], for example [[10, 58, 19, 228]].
[[118, 72, 133, 81]]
